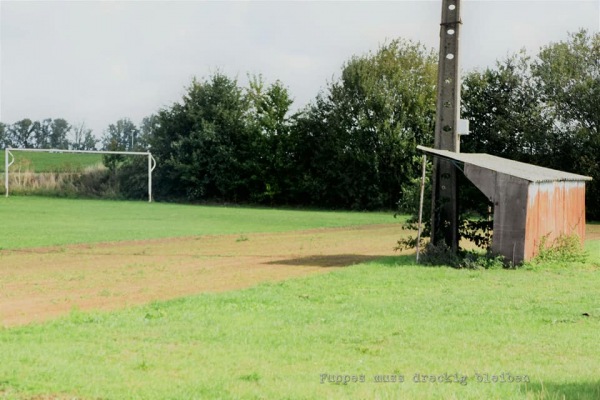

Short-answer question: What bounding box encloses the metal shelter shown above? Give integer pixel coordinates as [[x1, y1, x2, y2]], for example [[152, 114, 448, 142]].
[[418, 145, 592, 264]]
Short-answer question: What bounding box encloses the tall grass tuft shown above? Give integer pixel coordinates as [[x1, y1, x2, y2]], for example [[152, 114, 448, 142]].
[[3, 162, 118, 199], [527, 233, 588, 267]]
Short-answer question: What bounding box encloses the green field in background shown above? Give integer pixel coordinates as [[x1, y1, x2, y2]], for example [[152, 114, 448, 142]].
[[0, 151, 103, 173], [0, 196, 400, 249]]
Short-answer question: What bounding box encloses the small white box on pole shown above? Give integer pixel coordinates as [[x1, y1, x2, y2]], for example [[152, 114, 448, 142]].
[[458, 119, 470, 135]]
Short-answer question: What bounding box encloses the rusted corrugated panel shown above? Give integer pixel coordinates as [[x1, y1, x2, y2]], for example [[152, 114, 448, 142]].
[[525, 182, 586, 260]]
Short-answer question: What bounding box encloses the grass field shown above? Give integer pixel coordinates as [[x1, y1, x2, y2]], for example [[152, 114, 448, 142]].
[[0, 151, 103, 173], [1, 197, 599, 399], [0, 196, 398, 249]]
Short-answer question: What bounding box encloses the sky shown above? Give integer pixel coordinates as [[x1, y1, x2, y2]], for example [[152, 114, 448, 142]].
[[1, 0, 599, 139]]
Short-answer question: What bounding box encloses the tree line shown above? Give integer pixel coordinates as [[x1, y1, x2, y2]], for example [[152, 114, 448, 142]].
[[143, 39, 436, 210], [1, 31, 598, 219], [461, 30, 599, 219], [0, 119, 98, 151]]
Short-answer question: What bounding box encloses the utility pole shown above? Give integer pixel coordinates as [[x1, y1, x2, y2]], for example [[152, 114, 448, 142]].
[[430, 0, 462, 252]]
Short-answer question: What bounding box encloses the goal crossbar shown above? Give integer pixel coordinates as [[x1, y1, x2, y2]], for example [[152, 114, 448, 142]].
[[4, 147, 157, 202]]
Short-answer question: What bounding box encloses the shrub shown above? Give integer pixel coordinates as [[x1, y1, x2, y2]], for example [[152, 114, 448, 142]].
[[529, 233, 587, 265], [416, 242, 508, 269], [418, 242, 460, 267], [457, 251, 508, 270]]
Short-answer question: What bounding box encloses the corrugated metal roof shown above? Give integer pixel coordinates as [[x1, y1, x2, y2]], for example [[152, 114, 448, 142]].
[[417, 146, 592, 183]]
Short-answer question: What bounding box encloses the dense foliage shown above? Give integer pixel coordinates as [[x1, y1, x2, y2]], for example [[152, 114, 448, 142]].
[[144, 39, 437, 209], [147, 74, 270, 202], [2, 31, 598, 219], [289, 40, 437, 209], [462, 30, 599, 219], [0, 119, 97, 150]]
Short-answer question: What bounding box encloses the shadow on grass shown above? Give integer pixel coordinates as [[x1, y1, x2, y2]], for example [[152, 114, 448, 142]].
[[267, 254, 419, 268], [523, 380, 600, 400], [266, 254, 384, 268], [366, 254, 417, 267]]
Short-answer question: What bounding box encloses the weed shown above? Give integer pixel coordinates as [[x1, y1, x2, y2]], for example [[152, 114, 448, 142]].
[[528, 233, 587, 266], [418, 242, 460, 266], [457, 251, 508, 270], [239, 372, 261, 382], [418, 242, 508, 269]]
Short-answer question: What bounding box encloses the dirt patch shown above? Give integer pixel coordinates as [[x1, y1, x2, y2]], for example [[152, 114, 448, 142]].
[[0, 224, 406, 327]]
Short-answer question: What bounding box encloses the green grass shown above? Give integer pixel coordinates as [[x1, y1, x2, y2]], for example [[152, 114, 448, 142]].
[[1, 197, 598, 399], [0, 151, 103, 173], [1, 250, 599, 399], [0, 196, 399, 249]]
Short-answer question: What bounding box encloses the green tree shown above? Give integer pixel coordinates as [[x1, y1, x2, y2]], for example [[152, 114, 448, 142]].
[[101, 118, 140, 180], [462, 30, 600, 219], [139, 115, 159, 150], [461, 53, 554, 165], [32, 119, 52, 149], [533, 30, 600, 219], [291, 39, 437, 209], [101, 118, 140, 152], [0, 122, 8, 147], [100, 118, 140, 189], [11, 118, 72, 149], [8, 119, 36, 148], [49, 118, 71, 149], [71, 122, 98, 151], [246, 75, 295, 203], [114, 115, 160, 200], [102, 138, 123, 174], [151, 73, 257, 202]]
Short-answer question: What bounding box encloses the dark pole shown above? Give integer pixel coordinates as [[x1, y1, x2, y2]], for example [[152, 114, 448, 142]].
[[430, 0, 462, 252]]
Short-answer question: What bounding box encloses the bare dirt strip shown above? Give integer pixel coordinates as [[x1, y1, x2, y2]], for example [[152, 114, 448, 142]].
[[0, 224, 404, 327]]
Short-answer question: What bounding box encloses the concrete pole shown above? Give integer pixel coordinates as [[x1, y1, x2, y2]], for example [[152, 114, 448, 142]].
[[430, 0, 462, 252]]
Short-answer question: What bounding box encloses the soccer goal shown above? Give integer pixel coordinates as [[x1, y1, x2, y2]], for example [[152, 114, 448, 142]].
[[4, 147, 157, 202]]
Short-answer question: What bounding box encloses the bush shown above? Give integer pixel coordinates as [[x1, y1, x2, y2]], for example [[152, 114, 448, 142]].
[[417, 243, 508, 269], [418, 242, 460, 267], [71, 168, 118, 199], [529, 234, 587, 265], [457, 251, 508, 270]]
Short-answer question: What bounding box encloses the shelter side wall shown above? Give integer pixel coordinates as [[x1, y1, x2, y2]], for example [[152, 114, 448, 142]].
[[525, 181, 586, 259], [464, 165, 528, 263], [492, 175, 529, 264], [463, 164, 496, 201]]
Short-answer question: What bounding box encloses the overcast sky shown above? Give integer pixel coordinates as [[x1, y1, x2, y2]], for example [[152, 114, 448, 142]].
[[1, 0, 598, 138]]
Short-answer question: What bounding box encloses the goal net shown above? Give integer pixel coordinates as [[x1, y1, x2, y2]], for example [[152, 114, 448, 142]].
[[3, 148, 156, 202]]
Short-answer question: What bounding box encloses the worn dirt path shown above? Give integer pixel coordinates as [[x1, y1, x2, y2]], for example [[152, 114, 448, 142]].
[[0, 224, 404, 327]]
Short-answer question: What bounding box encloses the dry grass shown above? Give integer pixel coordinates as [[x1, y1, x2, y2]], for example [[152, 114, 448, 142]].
[[4, 164, 108, 196]]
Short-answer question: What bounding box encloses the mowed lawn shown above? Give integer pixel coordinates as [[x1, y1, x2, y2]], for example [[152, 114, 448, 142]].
[[0, 196, 398, 249], [0, 197, 599, 399]]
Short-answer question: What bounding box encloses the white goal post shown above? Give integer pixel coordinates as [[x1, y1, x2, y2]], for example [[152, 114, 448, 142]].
[[4, 147, 157, 202]]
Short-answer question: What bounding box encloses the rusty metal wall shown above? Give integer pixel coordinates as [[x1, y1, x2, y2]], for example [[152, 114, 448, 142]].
[[524, 181, 587, 260], [464, 165, 587, 263]]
